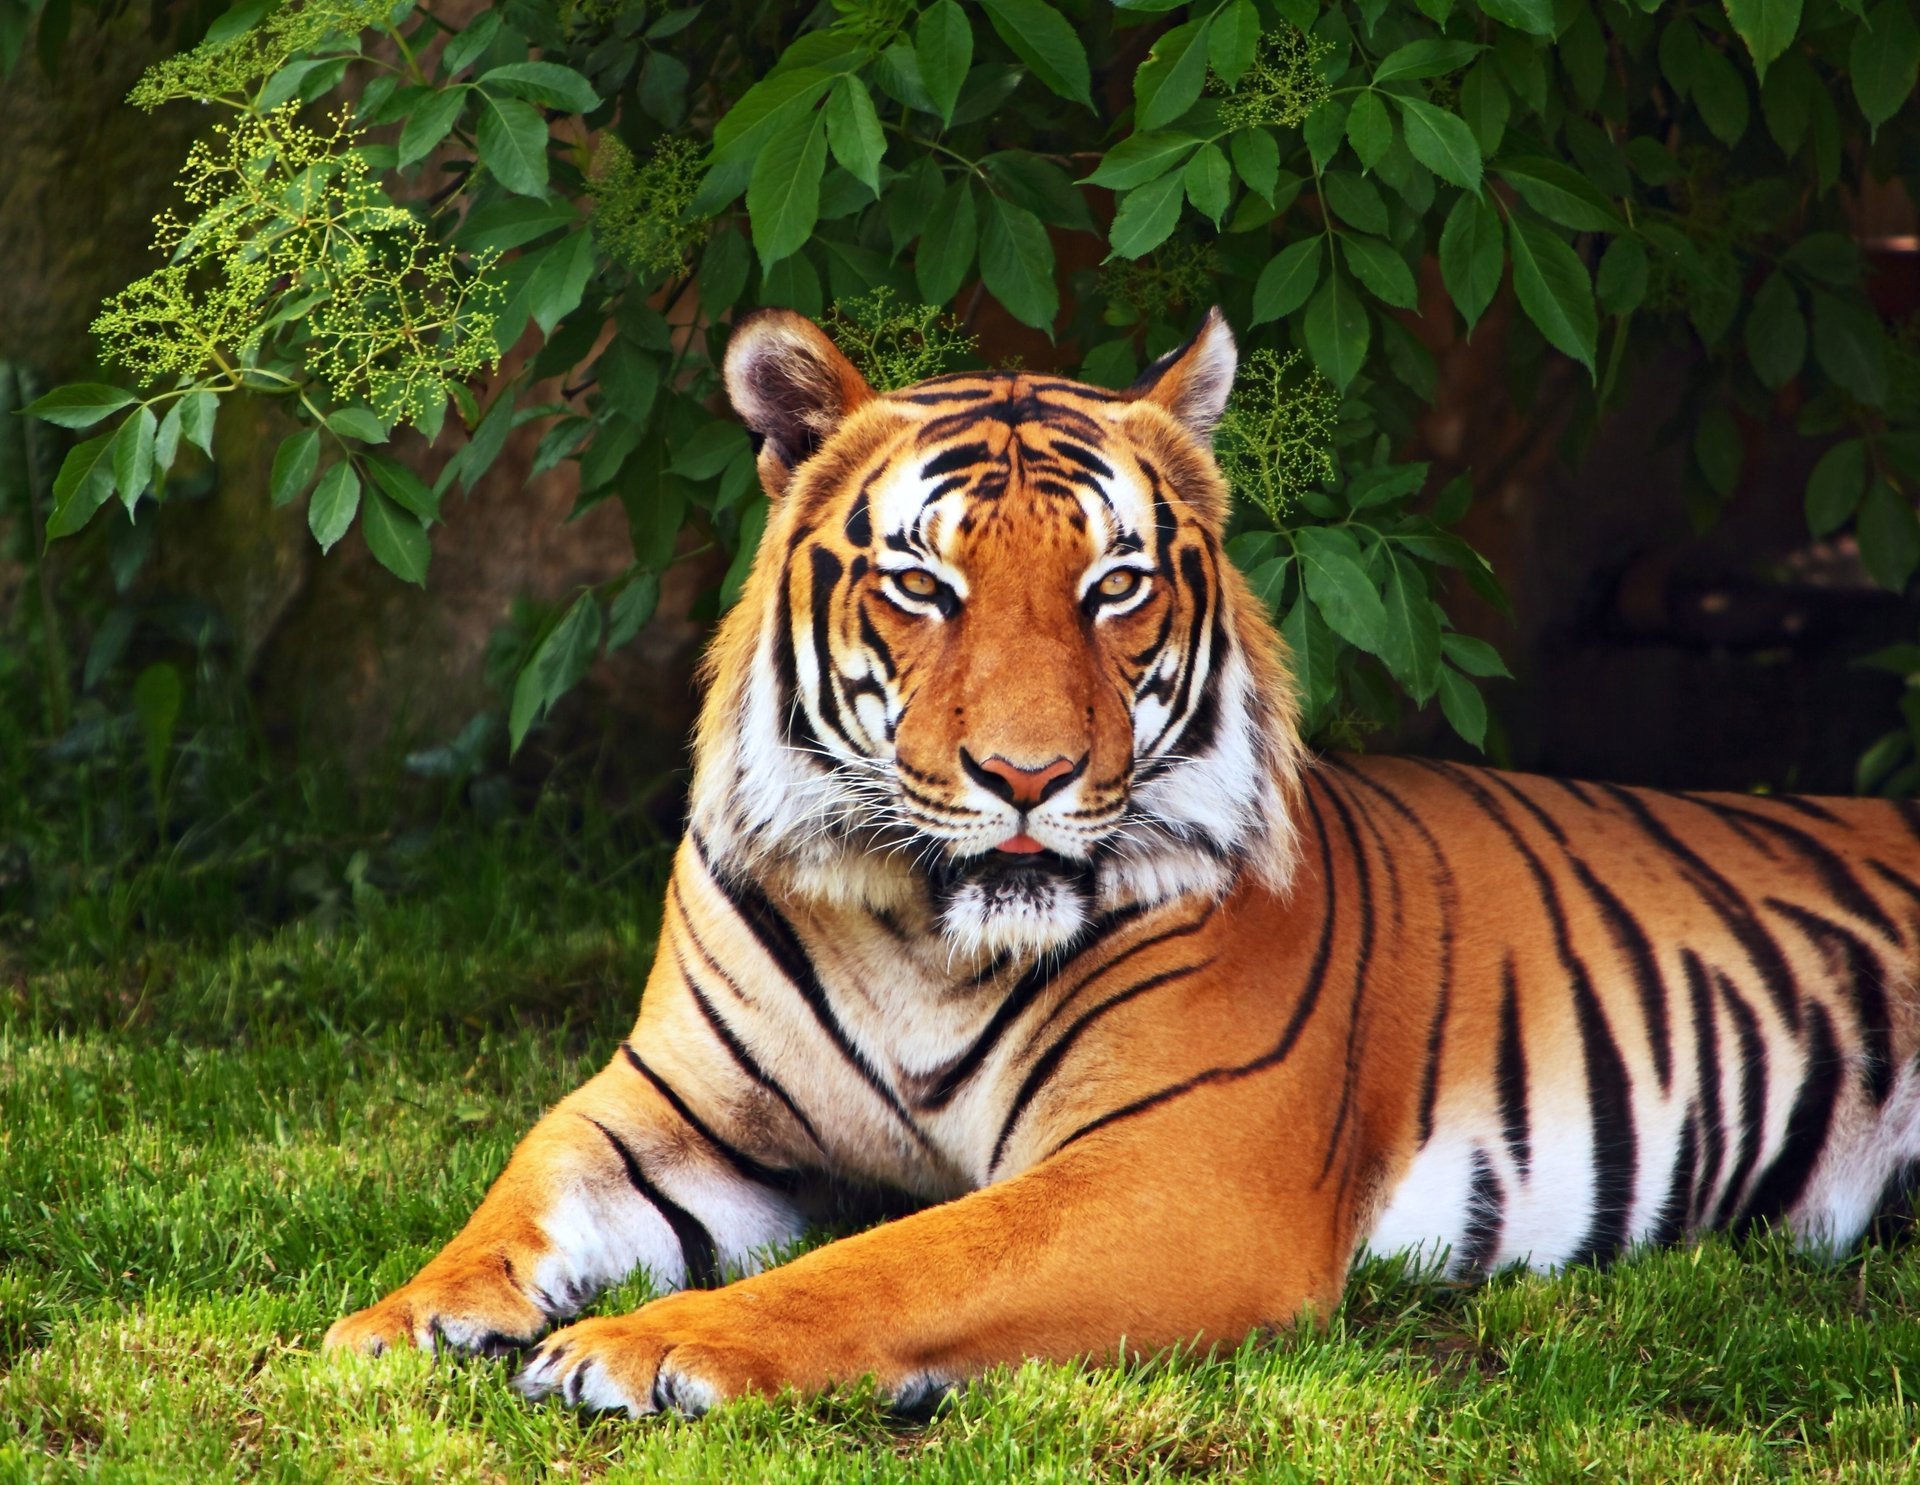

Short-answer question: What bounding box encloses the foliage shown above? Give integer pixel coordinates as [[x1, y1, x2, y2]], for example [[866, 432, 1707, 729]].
[[13, 0, 1920, 757]]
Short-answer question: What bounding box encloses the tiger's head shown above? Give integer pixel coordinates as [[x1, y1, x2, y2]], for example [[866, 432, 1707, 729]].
[[689, 308, 1305, 960]]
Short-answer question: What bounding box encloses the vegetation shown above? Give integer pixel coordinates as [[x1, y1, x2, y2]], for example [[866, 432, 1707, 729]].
[[3, 812, 1920, 1480], [10, 0, 1918, 758]]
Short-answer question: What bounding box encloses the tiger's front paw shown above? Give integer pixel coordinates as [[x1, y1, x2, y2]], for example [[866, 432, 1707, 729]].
[[513, 1295, 792, 1418], [323, 1258, 550, 1358]]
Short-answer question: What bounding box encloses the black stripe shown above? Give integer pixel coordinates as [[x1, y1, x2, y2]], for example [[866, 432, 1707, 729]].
[[1765, 899, 1894, 1106], [583, 1117, 719, 1289], [669, 925, 826, 1154], [1681, 950, 1726, 1228], [1458, 1149, 1505, 1276], [1685, 797, 1899, 944], [1483, 770, 1568, 844], [1496, 957, 1531, 1179], [1709, 974, 1769, 1231], [1426, 763, 1635, 1266], [1594, 783, 1801, 1032], [920, 442, 991, 478], [1737, 1001, 1841, 1236], [620, 1044, 803, 1192], [1769, 794, 1843, 824], [696, 842, 933, 1151], [1044, 786, 1344, 1159], [1893, 800, 1920, 848], [989, 961, 1211, 1173], [1867, 857, 1920, 914], [1650, 1111, 1699, 1247], [917, 901, 1161, 1111], [806, 546, 863, 753], [1316, 781, 1378, 1184], [1568, 854, 1674, 1091], [843, 490, 872, 547], [1332, 761, 1457, 1152]]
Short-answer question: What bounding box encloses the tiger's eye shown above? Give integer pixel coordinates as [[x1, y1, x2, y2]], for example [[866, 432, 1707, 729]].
[[1097, 569, 1143, 600], [898, 569, 939, 598]]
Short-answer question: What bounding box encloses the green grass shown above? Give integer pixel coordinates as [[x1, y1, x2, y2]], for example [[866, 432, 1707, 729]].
[[6, 829, 1920, 1482]]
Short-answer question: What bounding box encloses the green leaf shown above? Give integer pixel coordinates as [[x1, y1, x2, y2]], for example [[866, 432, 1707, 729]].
[[671, 421, 753, 481], [979, 0, 1094, 108], [24, 383, 133, 429], [1303, 97, 1352, 170], [1494, 156, 1622, 231], [455, 199, 578, 253], [747, 104, 829, 271], [1507, 215, 1597, 376], [1373, 38, 1485, 81], [1340, 234, 1418, 310], [1691, 42, 1750, 145], [398, 87, 469, 168], [1086, 132, 1202, 189], [1321, 171, 1388, 233], [1210, 0, 1261, 85], [1282, 594, 1337, 723], [915, 0, 972, 123], [154, 400, 183, 476], [1745, 271, 1806, 389], [361, 486, 431, 585], [1859, 477, 1920, 591], [1805, 438, 1866, 536], [133, 661, 183, 802], [917, 176, 978, 303], [608, 570, 662, 650], [1296, 526, 1388, 652], [1694, 406, 1744, 499], [1762, 47, 1816, 155], [1596, 237, 1648, 317], [1134, 16, 1213, 130], [1436, 664, 1488, 748], [179, 390, 218, 457], [1305, 269, 1370, 392], [510, 593, 604, 752], [1441, 632, 1510, 677], [709, 68, 835, 169], [1439, 191, 1503, 333], [46, 430, 117, 539], [1346, 90, 1392, 173], [1229, 128, 1278, 200], [1724, 0, 1802, 78], [980, 195, 1057, 330], [1109, 169, 1187, 259], [1251, 237, 1324, 325], [479, 61, 601, 113], [327, 406, 388, 444], [308, 462, 361, 554], [440, 11, 502, 77], [1459, 63, 1509, 157], [270, 429, 321, 509], [986, 153, 1097, 233], [527, 226, 596, 337], [1378, 552, 1441, 702], [1476, 0, 1555, 35], [1851, 0, 1920, 132], [825, 76, 886, 194], [110, 406, 157, 514], [476, 93, 549, 197], [1182, 142, 1232, 225], [1812, 291, 1888, 405], [1393, 96, 1482, 191], [1348, 463, 1428, 509], [365, 452, 439, 522]]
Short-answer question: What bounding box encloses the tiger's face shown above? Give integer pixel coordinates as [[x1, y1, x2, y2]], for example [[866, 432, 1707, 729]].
[[691, 309, 1304, 960]]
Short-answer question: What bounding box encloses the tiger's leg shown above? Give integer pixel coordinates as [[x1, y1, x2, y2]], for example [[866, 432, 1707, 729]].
[[515, 1091, 1354, 1416], [322, 1045, 811, 1357]]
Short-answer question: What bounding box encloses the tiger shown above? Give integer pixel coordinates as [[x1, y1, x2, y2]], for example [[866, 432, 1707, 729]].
[[324, 306, 1920, 1418]]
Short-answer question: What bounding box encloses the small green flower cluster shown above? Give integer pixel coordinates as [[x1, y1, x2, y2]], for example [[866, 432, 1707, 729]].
[[93, 110, 500, 425], [129, 0, 392, 108], [1215, 29, 1333, 131], [1214, 349, 1339, 521], [823, 288, 977, 392], [590, 137, 709, 280]]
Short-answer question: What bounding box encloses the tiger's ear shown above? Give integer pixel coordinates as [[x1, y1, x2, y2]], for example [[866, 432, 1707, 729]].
[[724, 309, 874, 496], [1129, 306, 1237, 439]]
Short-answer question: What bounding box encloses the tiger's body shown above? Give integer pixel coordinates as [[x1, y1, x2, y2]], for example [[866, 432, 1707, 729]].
[[325, 310, 1920, 1417]]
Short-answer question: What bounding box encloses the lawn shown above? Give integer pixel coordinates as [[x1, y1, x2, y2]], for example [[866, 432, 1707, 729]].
[[5, 825, 1920, 1483]]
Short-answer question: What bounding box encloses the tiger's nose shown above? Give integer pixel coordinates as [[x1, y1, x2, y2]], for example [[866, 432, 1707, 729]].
[[960, 749, 1087, 808]]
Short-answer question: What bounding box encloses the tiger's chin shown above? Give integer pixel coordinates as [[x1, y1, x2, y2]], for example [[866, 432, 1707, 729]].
[[929, 850, 1096, 960]]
